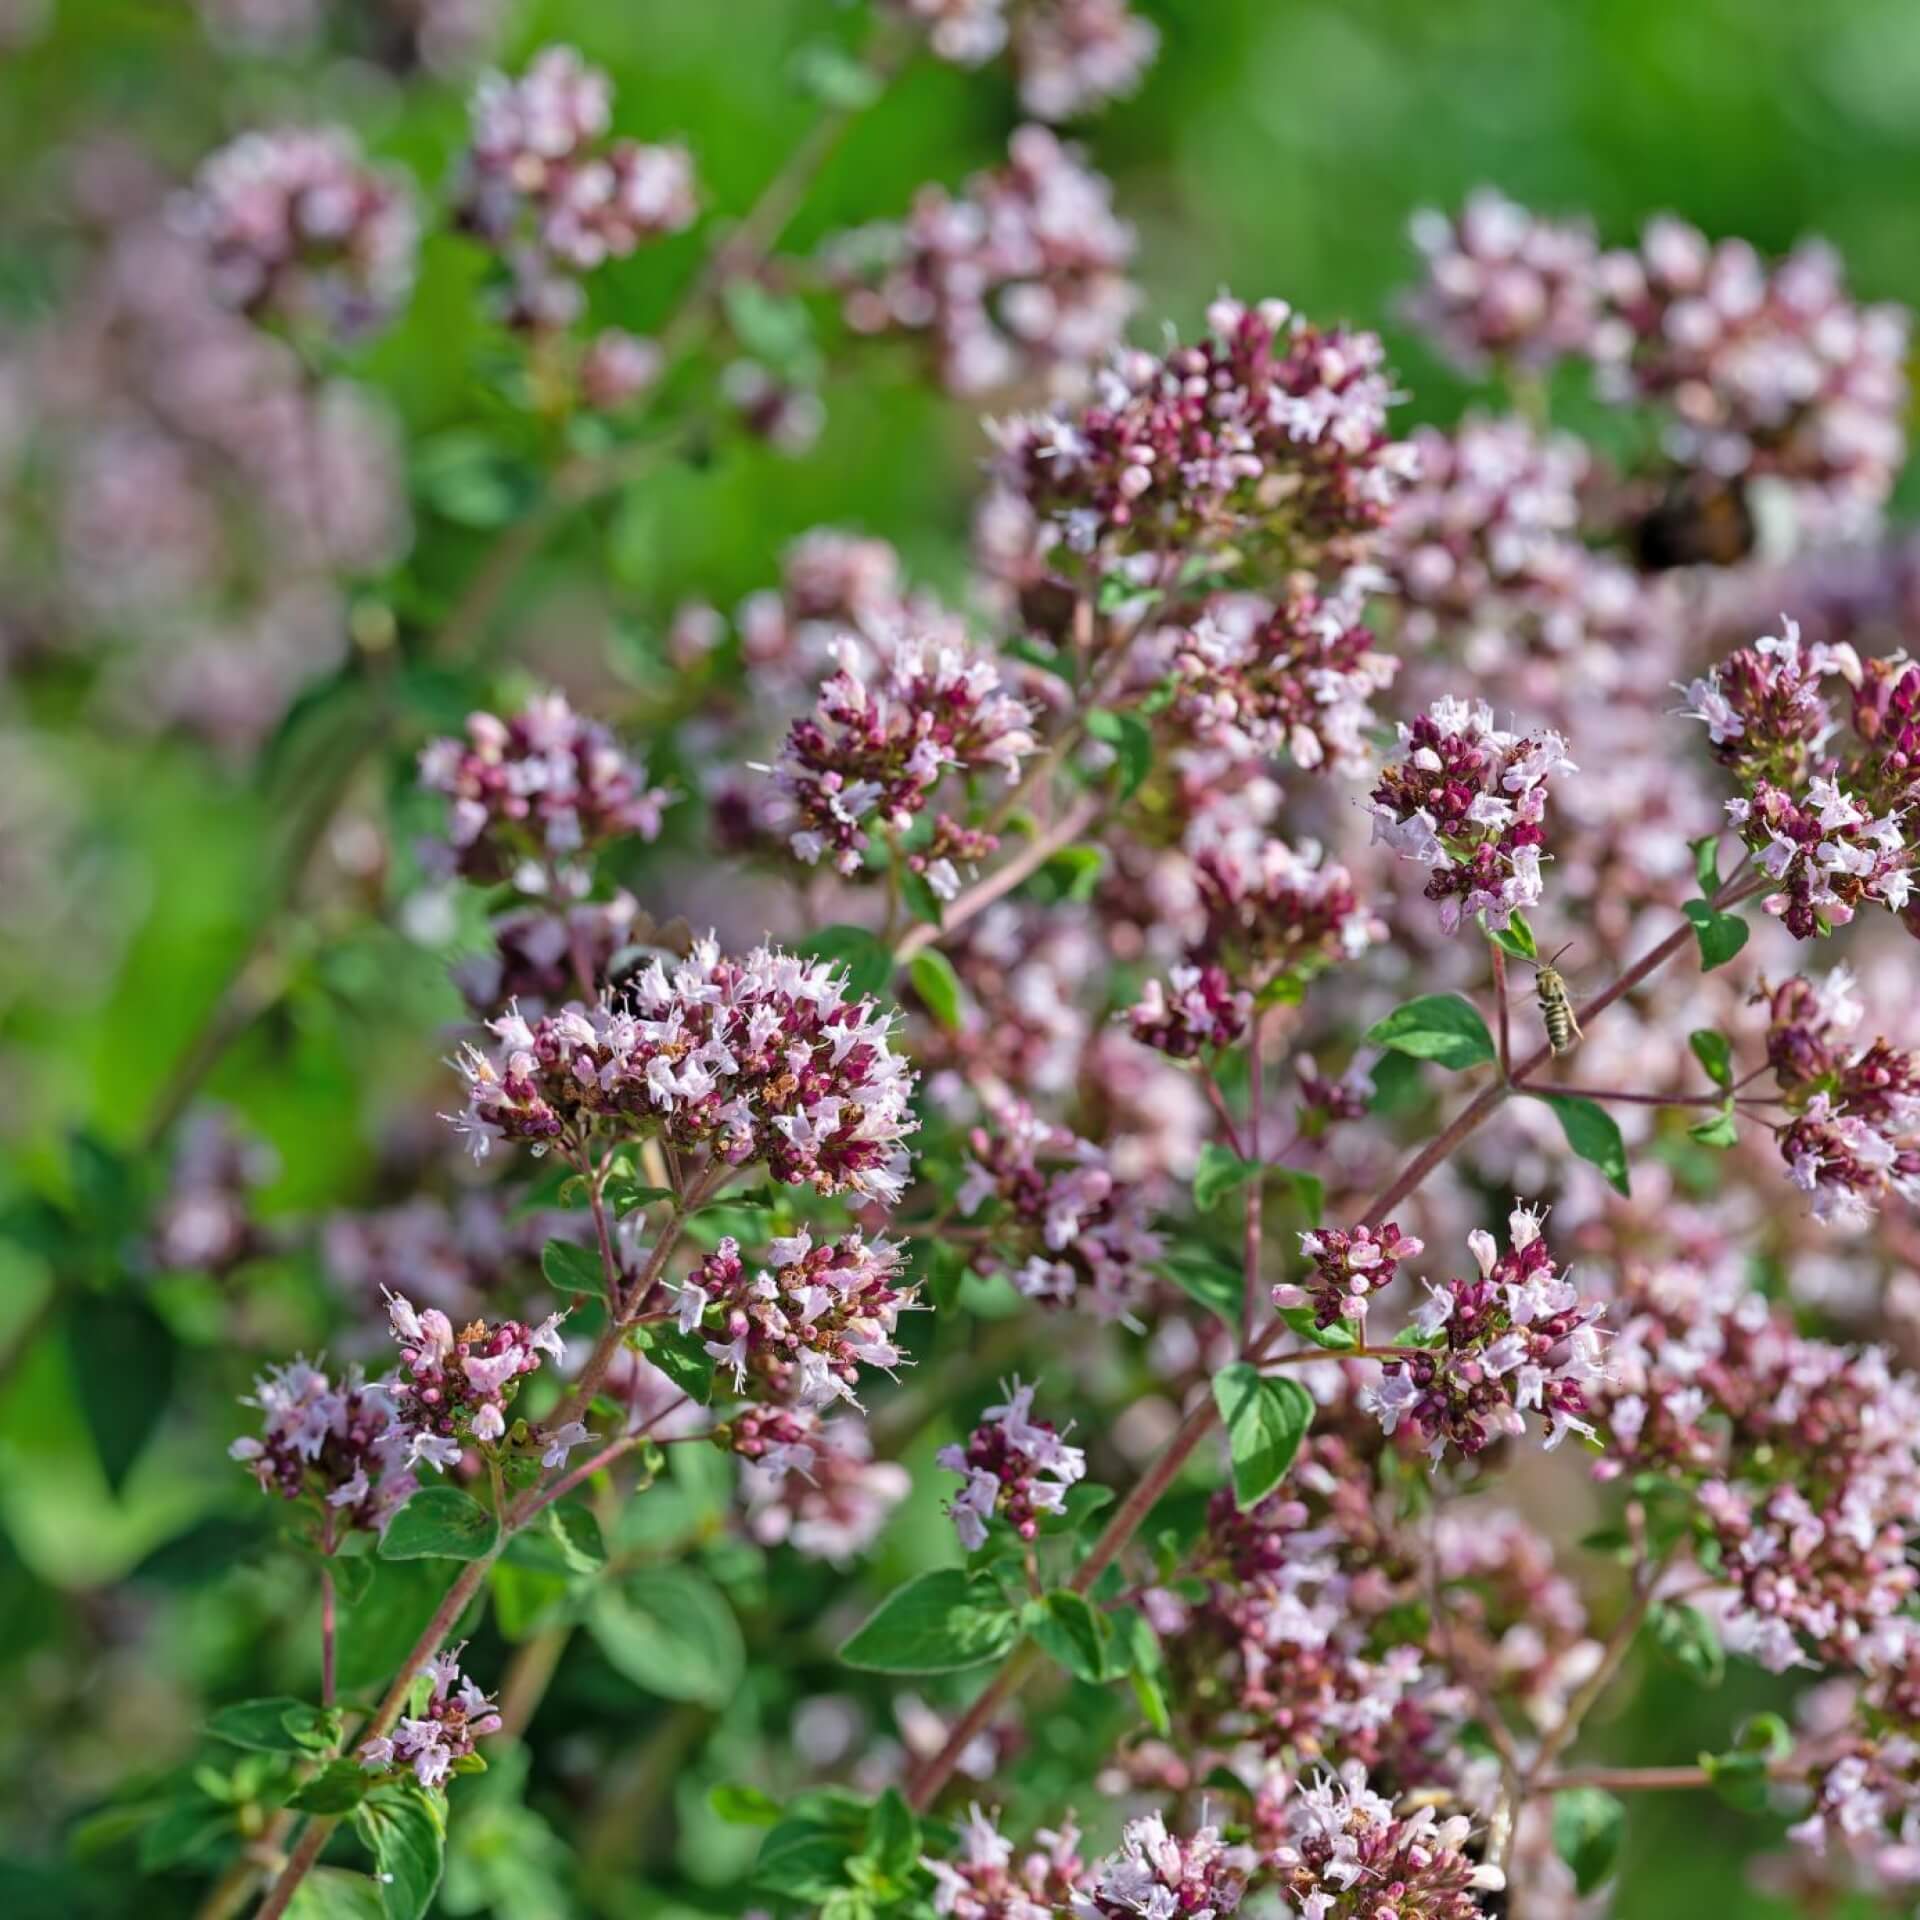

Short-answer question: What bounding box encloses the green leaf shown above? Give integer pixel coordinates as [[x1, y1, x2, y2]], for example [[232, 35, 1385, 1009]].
[[1487, 910, 1538, 960], [801, 925, 894, 1001], [1532, 1092, 1631, 1196], [1153, 1248, 1241, 1328], [1110, 1609, 1172, 1735], [288, 1761, 374, 1816], [1277, 1305, 1357, 1352], [588, 1566, 745, 1706], [1648, 1600, 1724, 1686], [633, 1324, 716, 1404], [285, 1870, 386, 1918], [1365, 994, 1497, 1070], [908, 949, 965, 1030], [541, 1237, 609, 1302], [722, 282, 818, 379], [1084, 708, 1153, 799], [353, 1786, 445, 1920], [1689, 1029, 1734, 1087], [1276, 1166, 1326, 1226], [413, 431, 535, 530], [66, 1291, 177, 1494], [1689, 1104, 1740, 1149], [1026, 1590, 1109, 1683], [1691, 834, 1721, 897], [789, 40, 883, 108], [838, 1569, 1021, 1674], [1699, 1746, 1771, 1815], [755, 1801, 867, 1902], [1738, 1712, 1794, 1763], [862, 1789, 919, 1881], [1211, 1364, 1314, 1510], [1193, 1143, 1258, 1212], [900, 868, 944, 928], [1683, 898, 1749, 972], [378, 1487, 500, 1564], [710, 1783, 783, 1827], [1046, 844, 1107, 903], [203, 1697, 334, 1755], [1552, 1786, 1625, 1895]]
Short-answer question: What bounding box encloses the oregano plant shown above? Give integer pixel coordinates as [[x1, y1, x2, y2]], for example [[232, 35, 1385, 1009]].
[[7, 7, 1920, 1920]]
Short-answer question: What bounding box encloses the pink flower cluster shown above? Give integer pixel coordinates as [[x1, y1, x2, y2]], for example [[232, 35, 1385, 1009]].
[[1686, 619, 1914, 937], [1186, 835, 1385, 991], [675, 1227, 916, 1410], [739, 1412, 910, 1565], [153, 1107, 278, 1277], [1594, 217, 1908, 530], [1404, 188, 1601, 374], [419, 692, 674, 895], [764, 628, 1036, 878], [450, 937, 919, 1206], [1266, 1763, 1504, 1920], [925, 1805, 1085, 1920], [1369, 695, 1574, 934], [1171, 571, 1400, 774], [1381, 416, 1645, 672], [1766, 969, 1920, 1228], [455, 892, 645, 1017], [1276, 1221, 1424, 1331], [991, 295, 1417, 575], [1597, 1258, 1920, 1673], [1360, 1205, 1606, 1462], [384, 1290, 567, 1464], [1148, 1439, 1462, 1780], [1072, 1812, 1248, 1920], [891, 0, 1158, 122], [955, 1099, 1162, 1317], [229, 1357, 416, 1534], [938, 1378, 1087, 1549], [175, 125, 418, 340], [1127, 963, 1249, 1059], [455, 46, 696, 330], [833, 125, 1136, 396], [359, 1646, 501, 1790]]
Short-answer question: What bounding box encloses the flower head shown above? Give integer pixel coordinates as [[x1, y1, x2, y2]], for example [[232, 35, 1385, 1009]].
[[1594, 217, 1908, 532], [937, 1378, 1087, 1549], [1277, 1221, 1424, 1330], [359, 1644, 501, 1790], [455, 46, 696, 330], [924, 1804, 1085, 1919], [419, 691, 674, 895], [957, 1099, 1161, 1316], [764, 626, 1036, 877], [230, 1358, 416, 1534], [447, 936, 918, 1206], [991, 295, 1416, 579], [176, 125, 417, 340], [384, 1291, 565, 1461], [1404, 189, 1602, 374], [1369, 697, 1573, 933], [1359, 1204, 1606, 1462], [1765, 969, 1920, 1226], [1266, 1761, 1503, 1919], [739, 1412, 911, 1565], [676, 1228, 917, 1410], [1171, 571, 1399, 775], [832, 124, 1135, 395], [1070, 1811, 1247, 1919]]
